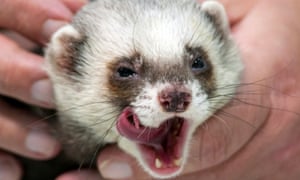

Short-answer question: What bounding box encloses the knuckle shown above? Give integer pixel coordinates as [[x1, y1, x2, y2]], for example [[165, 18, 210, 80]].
[[0, 117, 13, 141], [0, 36, 24, 97]]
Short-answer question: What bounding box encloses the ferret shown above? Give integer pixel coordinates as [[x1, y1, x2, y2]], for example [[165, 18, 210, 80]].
[[42, 0, 243, 179]]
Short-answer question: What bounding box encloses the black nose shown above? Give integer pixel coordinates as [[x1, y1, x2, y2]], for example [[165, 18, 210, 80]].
[[159, 87, 191, 112]]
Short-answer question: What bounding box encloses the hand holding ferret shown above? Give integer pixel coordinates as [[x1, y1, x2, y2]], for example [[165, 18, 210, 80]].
[[0, 0, 86, 179], [0, 0, 86, 107]]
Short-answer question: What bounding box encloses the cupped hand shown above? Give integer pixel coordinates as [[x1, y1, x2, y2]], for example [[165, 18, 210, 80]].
[[0, 0, 86, 107], [0, 0, 86, 179], [57, 0, 300, 179]]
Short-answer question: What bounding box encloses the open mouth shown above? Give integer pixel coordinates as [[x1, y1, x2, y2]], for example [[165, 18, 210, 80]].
[[117, 107, 189, 176]]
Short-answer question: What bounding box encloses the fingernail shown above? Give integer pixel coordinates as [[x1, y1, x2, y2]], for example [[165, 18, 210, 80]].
[[100, 160, 133, 179], [31, 79, 55, 108], [0, 158, 21, 180], [56, 171, 102, 180], [42, 19, 68, 42], [25, 130, 59, 157]]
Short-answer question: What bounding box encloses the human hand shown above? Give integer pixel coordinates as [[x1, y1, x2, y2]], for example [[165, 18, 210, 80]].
[[57, 0, 300, 179], [0, 0, 86, 179], [0, 0, 87, 106]]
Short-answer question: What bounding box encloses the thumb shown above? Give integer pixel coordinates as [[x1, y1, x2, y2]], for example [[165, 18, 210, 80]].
[[98, 146, 151, 180], [0, 0, 85, 44]]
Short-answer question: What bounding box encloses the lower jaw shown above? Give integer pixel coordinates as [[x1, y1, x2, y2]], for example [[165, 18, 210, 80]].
[[139, 155, 184, 178], [136, 121, 190, 177], [138, 145, 182, 176]]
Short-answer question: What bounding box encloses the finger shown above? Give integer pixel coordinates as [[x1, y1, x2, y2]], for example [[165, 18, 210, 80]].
[[1, 31, 38, 51], [61, 0, 88, 13], [56, 170, 101, 180], [98, 146, 151, 180], [0, 152, 22, 180], [0, 0, 85, 44], [0, 35, 54, 108], [0, 100, 60, 160]]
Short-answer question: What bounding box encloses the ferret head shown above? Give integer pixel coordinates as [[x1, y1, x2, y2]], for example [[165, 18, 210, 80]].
[[45, 0, 242, 178]]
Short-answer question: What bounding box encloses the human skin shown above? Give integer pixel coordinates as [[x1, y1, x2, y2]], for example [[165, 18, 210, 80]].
[[57, 0, 300, 179], [0, 0, 86, 179]]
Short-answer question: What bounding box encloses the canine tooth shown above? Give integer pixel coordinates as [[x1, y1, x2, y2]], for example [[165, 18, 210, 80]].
[[155, 158, 162, 169], [174, 158, 182, 166]]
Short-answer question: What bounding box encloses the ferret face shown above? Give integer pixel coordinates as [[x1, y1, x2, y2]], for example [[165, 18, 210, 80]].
[[45, 0, 242, 178]]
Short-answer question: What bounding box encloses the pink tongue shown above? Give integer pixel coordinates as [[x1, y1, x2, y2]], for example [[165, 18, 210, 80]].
[[116, 107, 171, 149]]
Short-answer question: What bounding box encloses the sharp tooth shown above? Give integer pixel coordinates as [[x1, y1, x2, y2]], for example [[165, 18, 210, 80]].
[[155, 158, 162, 169], [174, 158, 182, 167]]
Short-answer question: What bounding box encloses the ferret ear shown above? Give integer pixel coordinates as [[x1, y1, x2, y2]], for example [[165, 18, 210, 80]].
[[45, 25, 84, 77], [201, 1, 229, 34]]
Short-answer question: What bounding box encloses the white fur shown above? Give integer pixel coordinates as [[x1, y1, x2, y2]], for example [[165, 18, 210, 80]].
[[45, 0, 243, 179]]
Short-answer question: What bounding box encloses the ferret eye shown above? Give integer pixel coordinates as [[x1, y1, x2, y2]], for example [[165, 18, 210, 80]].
[[117, 67, 137, 78], [191, 56, 208, 73]]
